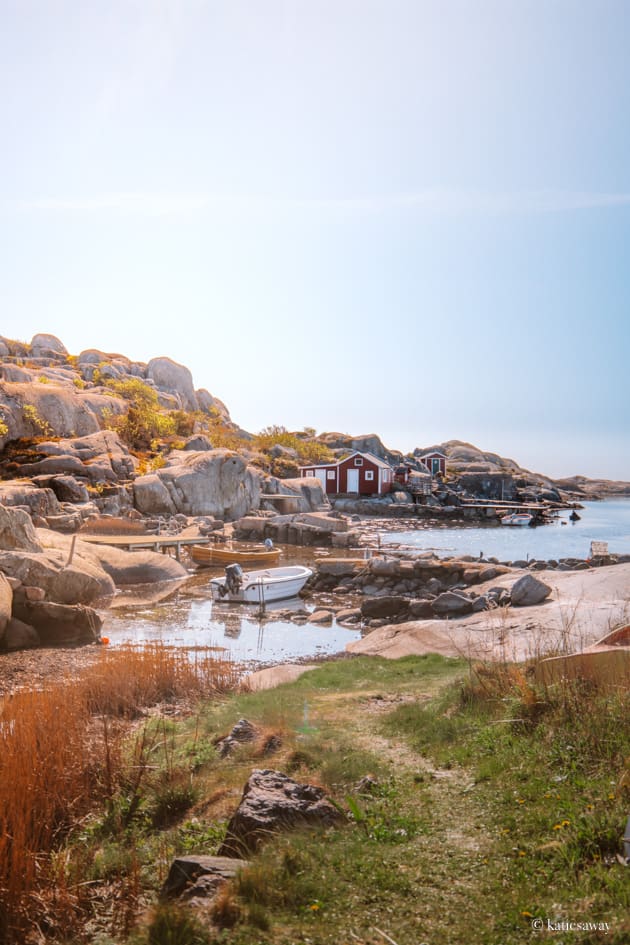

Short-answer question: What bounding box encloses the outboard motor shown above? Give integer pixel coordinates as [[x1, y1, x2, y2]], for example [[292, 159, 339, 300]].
[[224, 563, 244, 596]]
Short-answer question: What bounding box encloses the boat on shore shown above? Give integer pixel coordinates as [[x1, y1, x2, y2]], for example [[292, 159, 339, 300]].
[[210, 565, 313, 603], [500, 512, 534, 526], [191, 544, 281, 567]]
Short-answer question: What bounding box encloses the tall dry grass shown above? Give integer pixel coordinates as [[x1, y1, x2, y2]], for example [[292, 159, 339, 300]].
[[0, 645, 239, 942]]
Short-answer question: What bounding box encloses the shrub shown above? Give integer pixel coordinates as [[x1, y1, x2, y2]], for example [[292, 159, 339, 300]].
[[22, 403, 53, 437], [102, 378, 176, 449]]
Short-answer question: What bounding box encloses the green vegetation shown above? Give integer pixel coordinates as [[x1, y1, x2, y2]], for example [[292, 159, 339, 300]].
[[21, 402, 53, 437], [1, 649, 627, 944], [254, 425, 335, 476], [102, 378, 177, 449]]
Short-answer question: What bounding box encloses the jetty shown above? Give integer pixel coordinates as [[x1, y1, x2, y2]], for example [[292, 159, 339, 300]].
[[80, 534, 209, 562]]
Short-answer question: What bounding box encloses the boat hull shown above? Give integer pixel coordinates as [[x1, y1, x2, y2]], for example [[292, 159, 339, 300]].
[[500, 513, 533, 526], [210, 566, 313, 603], [191, 545, 281, 567]]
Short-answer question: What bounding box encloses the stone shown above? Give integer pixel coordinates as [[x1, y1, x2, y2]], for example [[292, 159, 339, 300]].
[[183, 434, 213, 451], [408, 599, 434, 619], [510, 574, 552, 607], [0, 483, 61, 518], [361, 596, 409, 620], [0, 572, 12, 642], [12, 600, 102, 645], [218, 769, 343, 857], [84, 543, 188, 586], [336, 607, 361, 623], [0, 548, 115, 604], [133, 450, 261, 520], [0, 504, 43, 553], [48, 476, 90, 504], [30, 333, 68, 356], [160, 855, 248, 901], [146, 357, 198, 411], [3, 617, 40, 650], [431, 591, 473, 616], [309, 610, 334, 625], [216, 719, 258, 758]]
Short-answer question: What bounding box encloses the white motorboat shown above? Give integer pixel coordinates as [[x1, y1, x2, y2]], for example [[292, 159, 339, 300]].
[[210, 565, 313, 603], [500, 512, 533, 526]]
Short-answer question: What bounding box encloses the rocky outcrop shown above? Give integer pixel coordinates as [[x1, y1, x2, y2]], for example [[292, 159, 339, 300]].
[[147, 357, 198, 412], [218, 769, 343, 857], [133, 450, 261, 519], [262, 476, 328, 512], [0, 503, 43, 553], [30, 333, 68, 357], [0, 550, 115, 605]]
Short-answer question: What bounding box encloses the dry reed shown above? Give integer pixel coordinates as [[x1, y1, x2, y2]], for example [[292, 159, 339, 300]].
[[0, 644, 239, 942]]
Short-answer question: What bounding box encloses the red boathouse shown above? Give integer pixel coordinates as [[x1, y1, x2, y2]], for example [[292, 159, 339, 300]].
[[300, 451, 394, 496]]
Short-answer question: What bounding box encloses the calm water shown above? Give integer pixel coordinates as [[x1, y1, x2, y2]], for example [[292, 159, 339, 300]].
[[101, 557, 361, 664], [380, 498, 630, 561], [101, 499, 629, 662]]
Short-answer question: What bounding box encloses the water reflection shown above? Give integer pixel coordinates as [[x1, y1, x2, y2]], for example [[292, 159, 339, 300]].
[[101, 570, 360, 664]]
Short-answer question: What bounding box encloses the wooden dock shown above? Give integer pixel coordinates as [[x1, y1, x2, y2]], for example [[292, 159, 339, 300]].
[[80, 534, 208, 562]]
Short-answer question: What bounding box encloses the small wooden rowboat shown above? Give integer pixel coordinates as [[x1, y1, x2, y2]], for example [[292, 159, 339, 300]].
[[190, 544, 281, 567]]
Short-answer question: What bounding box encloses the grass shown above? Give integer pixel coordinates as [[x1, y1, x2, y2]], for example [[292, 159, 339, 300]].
[[0, 645, 239, 943], [2, 650, 628, 944]]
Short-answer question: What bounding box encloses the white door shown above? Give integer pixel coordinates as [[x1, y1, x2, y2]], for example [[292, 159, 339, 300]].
[[315, 469, 327, 491], [347, 468, 359, 493]]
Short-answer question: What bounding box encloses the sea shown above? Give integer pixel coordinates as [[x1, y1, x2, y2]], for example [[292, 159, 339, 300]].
[[378, 498, 630, 562], [101, 499, 630, 664]]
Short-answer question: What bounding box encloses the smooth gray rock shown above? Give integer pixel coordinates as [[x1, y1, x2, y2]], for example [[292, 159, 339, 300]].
[[431, 591, 473, 616], [510, 573, 552, 606], [0, 504, 43, 553], [30, 333, 68, 356], [146, 357, 198, 411], [133, 450, 261, 520]]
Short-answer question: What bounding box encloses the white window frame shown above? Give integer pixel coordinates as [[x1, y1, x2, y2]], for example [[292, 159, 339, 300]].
[[365, 470, 374, 481], [327, 470, 336, 480], [354, 457, 363, 466]]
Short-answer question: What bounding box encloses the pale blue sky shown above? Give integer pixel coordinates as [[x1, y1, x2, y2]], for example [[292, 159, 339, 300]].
[[1, 1, 629, 478]]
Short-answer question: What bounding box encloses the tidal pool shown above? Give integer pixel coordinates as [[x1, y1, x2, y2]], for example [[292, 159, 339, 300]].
[[101, 565, 361, 665]]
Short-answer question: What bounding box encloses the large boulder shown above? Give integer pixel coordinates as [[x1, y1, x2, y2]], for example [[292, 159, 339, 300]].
[[37, 530, 187, 588], [196, 389, 231, 421], [3, 617, 40, 650], [146, 357, 198, 411], [510, 574, 552, 607], [0, 381, 102, 441], [133, 450, 261, 520], [0, 545, 115, 605], [0, 483, 61, 518], [219, 769, 343, 857], [0, 504, 43, 553], [30, 333, 68, 357], [12, 600, 102, 645]]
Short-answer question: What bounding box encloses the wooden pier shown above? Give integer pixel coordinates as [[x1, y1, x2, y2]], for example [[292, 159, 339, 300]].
[[80, 534, 208, 562]]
